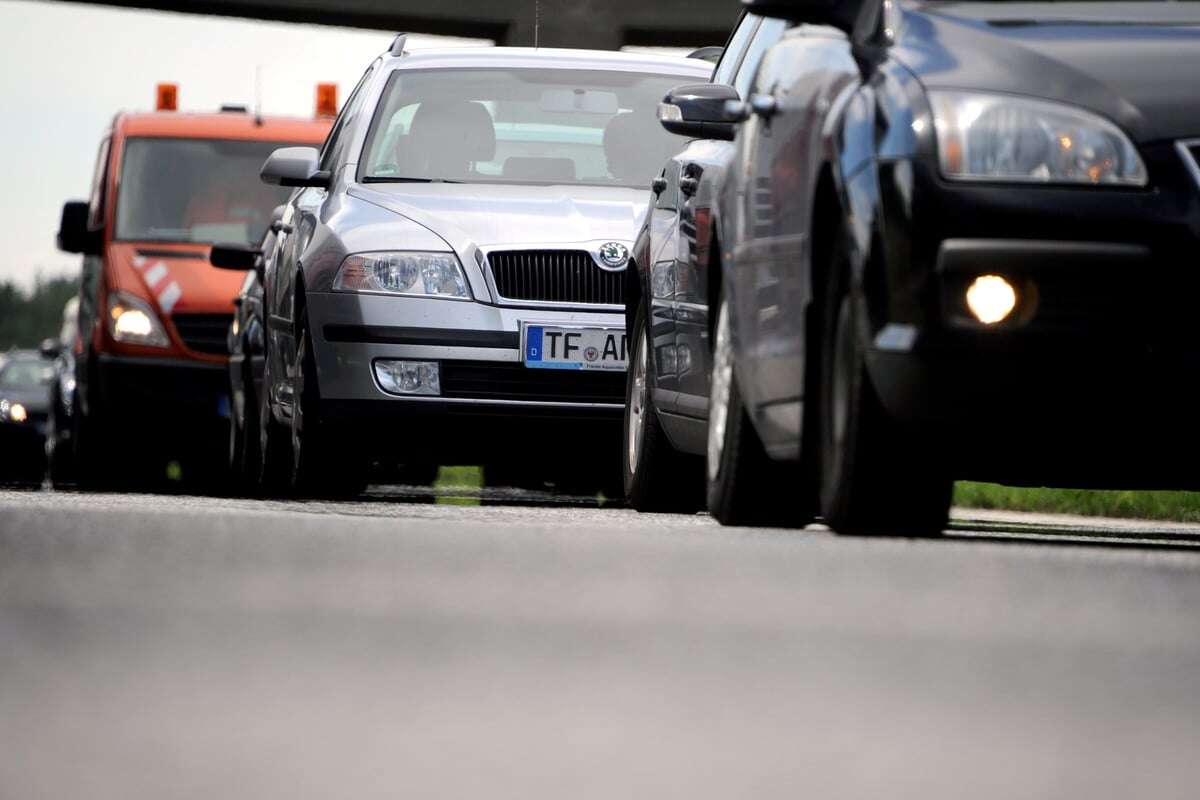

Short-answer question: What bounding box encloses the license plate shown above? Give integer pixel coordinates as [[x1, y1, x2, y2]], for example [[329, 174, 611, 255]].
[[523, 324, 628, 371]]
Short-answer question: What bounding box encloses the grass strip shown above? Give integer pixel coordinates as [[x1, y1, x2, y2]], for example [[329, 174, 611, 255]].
[[434, 465, 483, 506], [955, 482, 1200, 523]]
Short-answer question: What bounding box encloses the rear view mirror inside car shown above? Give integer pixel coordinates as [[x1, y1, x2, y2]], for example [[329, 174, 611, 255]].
[[539, 89, 619, 114]]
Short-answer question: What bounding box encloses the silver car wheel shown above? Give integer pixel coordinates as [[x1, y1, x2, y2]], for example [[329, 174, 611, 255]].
[[291, 333, 307, 476], [707, 297, 733, 482], [627, 331, 648, 475]]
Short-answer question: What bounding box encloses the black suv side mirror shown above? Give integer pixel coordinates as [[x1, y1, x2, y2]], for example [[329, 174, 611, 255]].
[[210, 243, 262, 274], [57, 200, 100, 255], [742, 0, 869, 34], [658, 84, 742, 142]]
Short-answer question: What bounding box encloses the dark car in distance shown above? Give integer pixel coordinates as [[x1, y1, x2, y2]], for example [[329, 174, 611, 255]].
[[0, 351, 55, 485], [625, 0, 1200, 534]]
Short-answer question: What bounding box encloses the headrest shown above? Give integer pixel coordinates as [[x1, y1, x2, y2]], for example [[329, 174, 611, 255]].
[[409, 100, 496, 162], [603, 111, 664, 183]]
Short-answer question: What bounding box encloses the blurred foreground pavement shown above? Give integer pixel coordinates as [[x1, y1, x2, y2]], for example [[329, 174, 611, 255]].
[[1, 488, 1199, 799]]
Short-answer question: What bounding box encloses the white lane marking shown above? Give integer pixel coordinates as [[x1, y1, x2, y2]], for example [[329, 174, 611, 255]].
[[144, 262, 168, 289], [132, 256, 146, 269], [158, 282, 182, 315]]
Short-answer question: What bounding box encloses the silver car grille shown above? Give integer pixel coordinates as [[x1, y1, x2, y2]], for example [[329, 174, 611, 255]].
[[488, 250, 623, 306], [1178, 139, 1200, 191]]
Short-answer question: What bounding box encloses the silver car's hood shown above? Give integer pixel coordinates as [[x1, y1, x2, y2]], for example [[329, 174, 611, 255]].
[[349, 182, 650, 249]]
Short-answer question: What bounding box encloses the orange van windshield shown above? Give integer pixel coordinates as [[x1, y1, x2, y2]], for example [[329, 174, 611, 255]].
[[115, 137, 308, 245]]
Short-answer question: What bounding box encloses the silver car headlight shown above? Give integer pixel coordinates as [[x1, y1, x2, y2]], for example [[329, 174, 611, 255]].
[[929, 91, 1147, 186], [333, 252, 469, 299], [108, 291, 170, 347]]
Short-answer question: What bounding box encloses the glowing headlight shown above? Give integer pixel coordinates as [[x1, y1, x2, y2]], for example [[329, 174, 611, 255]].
[[333, 252, 469, 299], [108, 291, 169, 347], [929, 91, 1147, 186], [0, 399, 28, 423], [965, 275, 1018, 325]]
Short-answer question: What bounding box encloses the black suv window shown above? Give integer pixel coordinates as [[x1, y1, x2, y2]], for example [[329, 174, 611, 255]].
[[733, 17, 788, 100], [713, 14, 761, 88]]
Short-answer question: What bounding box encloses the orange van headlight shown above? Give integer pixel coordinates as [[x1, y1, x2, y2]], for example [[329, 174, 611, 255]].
[[108, 291, 170, 347]]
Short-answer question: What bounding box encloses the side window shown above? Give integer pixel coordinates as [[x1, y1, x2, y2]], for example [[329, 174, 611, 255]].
[[712, 14, 760, 87], [87, 137, 110, 230], [733, 18, 788, 100], [319, 63, 377, 172]]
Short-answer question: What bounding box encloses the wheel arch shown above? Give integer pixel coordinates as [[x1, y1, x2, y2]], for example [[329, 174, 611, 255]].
[[624, 259, 643, 337], [705, 207, 731, 345], [292, 271, 308, 341]]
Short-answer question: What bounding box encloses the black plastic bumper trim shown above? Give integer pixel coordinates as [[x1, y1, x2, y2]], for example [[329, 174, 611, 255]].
[[323, 325, 519, 349], [95, 353, 225, 371], [936, 239, 1151, 273]]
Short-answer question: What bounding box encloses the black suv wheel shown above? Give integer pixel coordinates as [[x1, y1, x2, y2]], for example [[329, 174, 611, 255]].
[[818, 239, 951, 536]]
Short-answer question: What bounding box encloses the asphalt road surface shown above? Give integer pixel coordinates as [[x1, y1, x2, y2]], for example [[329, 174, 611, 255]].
[[2, 485, 1199, 799]]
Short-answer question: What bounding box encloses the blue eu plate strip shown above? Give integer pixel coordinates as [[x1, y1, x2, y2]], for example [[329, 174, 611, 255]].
[[525, 326, 544, 362]]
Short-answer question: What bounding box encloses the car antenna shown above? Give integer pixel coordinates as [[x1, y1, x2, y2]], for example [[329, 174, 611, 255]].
[[534, 0, 540, 48]]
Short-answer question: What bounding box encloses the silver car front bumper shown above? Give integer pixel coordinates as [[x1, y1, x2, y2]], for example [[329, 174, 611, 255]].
[[306, 291, 626, 411]]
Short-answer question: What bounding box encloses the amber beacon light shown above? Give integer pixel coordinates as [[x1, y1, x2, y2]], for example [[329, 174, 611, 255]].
[[156, 83, 178, 112], [316, 83, 339, 118]]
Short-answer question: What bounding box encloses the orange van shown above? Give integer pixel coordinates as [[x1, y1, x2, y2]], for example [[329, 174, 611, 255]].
[[54, 86, 332, 487]]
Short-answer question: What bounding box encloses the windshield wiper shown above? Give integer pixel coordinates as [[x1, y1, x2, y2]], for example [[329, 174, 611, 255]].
[[362, 176, 464, 184]]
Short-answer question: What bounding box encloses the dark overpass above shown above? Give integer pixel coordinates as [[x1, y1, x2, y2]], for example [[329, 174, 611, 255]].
[[55, 0, 740, 50]]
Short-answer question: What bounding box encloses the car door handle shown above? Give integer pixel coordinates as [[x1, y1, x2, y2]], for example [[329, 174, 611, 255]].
[[652, 176, 668, 195], [680, 177, 699, 197], [750, 94, 779, 118]]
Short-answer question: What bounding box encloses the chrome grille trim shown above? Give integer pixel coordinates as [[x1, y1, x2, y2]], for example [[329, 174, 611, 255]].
[[487, 249, 625, 307], [1177, 139, 1200, 192]]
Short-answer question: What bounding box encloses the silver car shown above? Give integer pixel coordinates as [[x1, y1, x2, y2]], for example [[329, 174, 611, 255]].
[[252, 41, 710, 497]]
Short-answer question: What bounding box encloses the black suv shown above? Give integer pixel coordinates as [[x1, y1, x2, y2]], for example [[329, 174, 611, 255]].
[[626, 0, 1200, 534]]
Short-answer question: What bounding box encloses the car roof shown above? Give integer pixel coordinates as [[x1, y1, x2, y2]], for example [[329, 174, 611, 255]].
[[386, 46, 714, 77], [2, 350, 45, 362], [114, 112, 332, 142]]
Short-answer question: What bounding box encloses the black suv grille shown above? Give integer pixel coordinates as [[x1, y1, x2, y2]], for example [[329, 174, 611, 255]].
[[441, 361, 625, 405], [489, 250, 623, 306], [173, 313, 232, 355]]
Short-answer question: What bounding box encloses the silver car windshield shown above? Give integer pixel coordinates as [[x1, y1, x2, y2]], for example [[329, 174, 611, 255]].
[[360, 68, 691, 188], [115, 138, 304, 245], [0, 361, 53, 389]]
